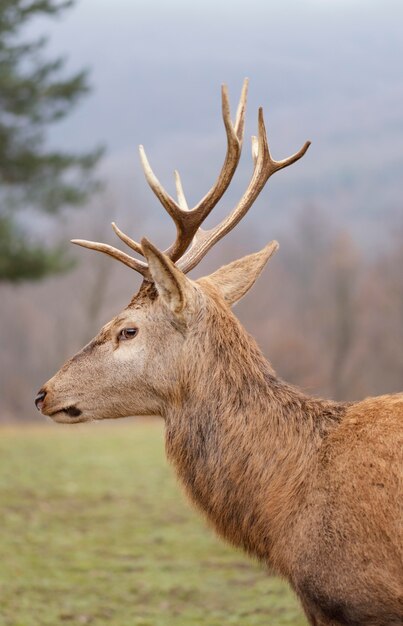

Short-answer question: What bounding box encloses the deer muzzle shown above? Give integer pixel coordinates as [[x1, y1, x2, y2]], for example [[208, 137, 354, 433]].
[[34, 387, 82, 420]]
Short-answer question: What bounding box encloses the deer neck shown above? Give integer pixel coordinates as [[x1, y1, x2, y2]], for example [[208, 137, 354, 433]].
[[164, 303, 346, 569]]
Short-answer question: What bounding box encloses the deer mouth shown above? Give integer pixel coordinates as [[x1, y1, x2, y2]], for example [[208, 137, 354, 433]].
[[48, 405, 83, 422], [62, 406, 82, 418]]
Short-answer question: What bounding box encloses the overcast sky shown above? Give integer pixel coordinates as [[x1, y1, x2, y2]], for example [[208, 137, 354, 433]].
[[35, 0, 403, 244]]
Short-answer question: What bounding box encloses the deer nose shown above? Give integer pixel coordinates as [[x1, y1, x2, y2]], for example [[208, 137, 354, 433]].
[[35, 390, 47, 412]]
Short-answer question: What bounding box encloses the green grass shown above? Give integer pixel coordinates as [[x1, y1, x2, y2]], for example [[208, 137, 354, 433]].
[[0, 421, 307, 626]]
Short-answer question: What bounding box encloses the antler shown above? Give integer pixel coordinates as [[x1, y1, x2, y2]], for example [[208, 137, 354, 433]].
[[177, 109, 310, 273], [72, 80, 310, 279]]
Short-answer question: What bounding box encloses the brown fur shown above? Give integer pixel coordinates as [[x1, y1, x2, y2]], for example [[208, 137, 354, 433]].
[[37, 246, 403, 626]]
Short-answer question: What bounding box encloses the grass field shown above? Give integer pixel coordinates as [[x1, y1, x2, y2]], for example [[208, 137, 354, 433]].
[[0, 421, 307, 626]]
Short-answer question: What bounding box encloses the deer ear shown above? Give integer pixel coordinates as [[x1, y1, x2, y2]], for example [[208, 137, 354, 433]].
[[141, 238, 189, 314], [203, 241, 279, 306]]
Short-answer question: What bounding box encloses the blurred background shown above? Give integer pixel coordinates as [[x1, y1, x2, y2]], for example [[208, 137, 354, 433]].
[[1, 2, 402, 624], [1, 0, 403, 419], [0, 0, 403, 420]]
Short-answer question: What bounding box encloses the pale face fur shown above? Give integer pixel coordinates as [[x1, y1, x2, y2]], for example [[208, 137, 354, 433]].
[[38, 283, 193, 423]]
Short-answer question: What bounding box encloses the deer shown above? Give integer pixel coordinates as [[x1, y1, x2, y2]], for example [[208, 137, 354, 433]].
[[35, 80, 403, 626]]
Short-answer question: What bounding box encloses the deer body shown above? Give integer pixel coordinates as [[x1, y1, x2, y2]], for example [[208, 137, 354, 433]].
[[164, 283, 403, 625], [35, 82, 403, 625]]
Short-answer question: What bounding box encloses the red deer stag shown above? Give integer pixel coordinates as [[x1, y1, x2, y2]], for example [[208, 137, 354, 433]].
[[35, 80, 403, 626]]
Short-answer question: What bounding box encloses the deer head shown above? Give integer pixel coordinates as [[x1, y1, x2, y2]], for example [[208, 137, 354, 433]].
[[35, 80, 310, 423]]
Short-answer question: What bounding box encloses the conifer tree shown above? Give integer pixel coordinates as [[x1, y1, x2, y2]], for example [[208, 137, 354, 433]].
[[0, 0, 102, 281]]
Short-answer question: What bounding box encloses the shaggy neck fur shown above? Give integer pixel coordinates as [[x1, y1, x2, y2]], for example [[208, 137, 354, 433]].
[[164, 288, 347, 575]]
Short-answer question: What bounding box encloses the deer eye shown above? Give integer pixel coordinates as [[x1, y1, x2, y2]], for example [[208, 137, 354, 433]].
[[118, 327, 138, 341]]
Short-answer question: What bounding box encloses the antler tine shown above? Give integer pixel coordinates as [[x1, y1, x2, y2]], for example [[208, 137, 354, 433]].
[[139, 145, 182, 223], [174, 170, 189, 211], [234, 77, 249, 140], [71, 239, 149, 277], [111, 222, 144, 255], [138, 144, 193, 261], [177, 108, 311, 274]]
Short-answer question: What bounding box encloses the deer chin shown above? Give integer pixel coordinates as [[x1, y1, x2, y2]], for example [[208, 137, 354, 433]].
[[52, 412, 88, 424]]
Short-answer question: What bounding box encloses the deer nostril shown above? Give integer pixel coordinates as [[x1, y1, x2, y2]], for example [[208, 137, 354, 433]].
[[35, 390, 46, 411]]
